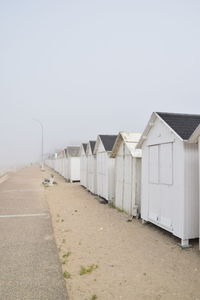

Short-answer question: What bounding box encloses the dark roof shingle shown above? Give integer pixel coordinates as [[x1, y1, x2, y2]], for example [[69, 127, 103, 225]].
[[89, 141, 96, 154], [99, 135, 117, 151], [82, 143, 87, 153], [157, 112, 200, 140]]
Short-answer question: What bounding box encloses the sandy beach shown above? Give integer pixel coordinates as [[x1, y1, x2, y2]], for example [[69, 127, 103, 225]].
[[44, 169, 200, 300]]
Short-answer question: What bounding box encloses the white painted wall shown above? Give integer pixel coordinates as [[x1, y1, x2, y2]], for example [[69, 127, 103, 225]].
[[199, 137, 200, 249], [141, 117, 199, 242], [80, 147, 87, 187], [183, 142, 199, 239], [63, 157, 68, 180], [96, 140, 115, 202], [114, 142, 141, 216], [69, 157, 80, 182], [87, 146, 97, 194]]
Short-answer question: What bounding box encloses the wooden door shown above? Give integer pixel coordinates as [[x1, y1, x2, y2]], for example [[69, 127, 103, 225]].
[[148, 143, 173, 231]]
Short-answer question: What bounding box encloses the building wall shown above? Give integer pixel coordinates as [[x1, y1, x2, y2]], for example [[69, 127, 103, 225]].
[[184, 142, 199, 239], [69, 157, 80, 182], [108, 154, 115, 203], [96, 140, 114, 201], [96, 151, 109, 199], [199, 138, 200, 248], [141, 117, 185, 239], [87, 148, 96, 194], [114, 142, 124, 210], [63, 157, 68, 180], [61, 157, 65, 177], [114, 142, 141, 216], [132, 156, 142, 216], [80, 147, 87, 187]]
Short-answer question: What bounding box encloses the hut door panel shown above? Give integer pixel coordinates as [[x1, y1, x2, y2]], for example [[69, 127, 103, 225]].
[[149, 145, 159, 184], [115, 156, 123, 209], [159, 143, 173, 230], [123, 155, 132, 215], [101, 153, 108, 199], [159, 188, 173, 230], [88, 156, 92, 191], [148, 143, 173, 230], [148, 185, 160, 222], [148, 145, 160, 222], [160, 143, 173, 185], [97, 154, 102, 196], [100, 153, 105, 198]]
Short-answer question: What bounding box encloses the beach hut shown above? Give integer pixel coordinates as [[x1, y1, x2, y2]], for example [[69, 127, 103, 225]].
[[137, 112, 200, 247], [54, 152, 59, 173], [65, 146, 80, 182], [62, 149, 68, 180], [94, 135, 117, 202], [56, 151, 64, 175], [49, 153, 57, 171], [188, 124, 200, 249], [61, 150, 67, 177], [110, 132, 142, 217], [86, 141, 96, 194], [80, 143, 88, 187], [52, 153, 58, 171]]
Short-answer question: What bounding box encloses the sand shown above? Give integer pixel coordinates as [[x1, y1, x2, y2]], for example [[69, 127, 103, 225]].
[[44, 170, 200, 300]]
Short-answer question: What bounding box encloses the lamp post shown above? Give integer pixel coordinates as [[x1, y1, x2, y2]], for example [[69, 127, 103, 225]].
[[33, 118, 44, 171]]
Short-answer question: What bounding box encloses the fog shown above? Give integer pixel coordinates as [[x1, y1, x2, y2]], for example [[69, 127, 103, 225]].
[[0, 0, 200, 168]]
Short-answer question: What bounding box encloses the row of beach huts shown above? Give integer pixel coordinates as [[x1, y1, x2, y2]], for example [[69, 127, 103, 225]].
[[45, 112, 200, 249]]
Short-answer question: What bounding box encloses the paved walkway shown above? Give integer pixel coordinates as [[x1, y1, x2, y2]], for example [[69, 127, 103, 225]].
[[0, 166, 68, 300]]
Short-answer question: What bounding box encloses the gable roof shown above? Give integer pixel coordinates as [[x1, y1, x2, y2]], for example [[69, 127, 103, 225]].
[[156, 112, 200, 140], [89, 141, 96, 154], [137, 112, 200, 149], [82, 143, 87, 154], [56, 150, 65, 158], [66, 146, 80, 157], [188, 124, 200, 143], [99, 135, 117, 151], [111, 132, 142, 158]]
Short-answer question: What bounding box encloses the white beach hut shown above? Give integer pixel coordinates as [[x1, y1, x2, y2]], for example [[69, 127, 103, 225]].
[[59, 150, 66, 177], [45, 153, 58, 172], [54, 152, 59, 173], [56, 151, 64, 176], [137, 112, 200, 247], [110, 132, 142, 217], [62, 149, 68, 180], [94, 135, 117, 202], [86, 141, 96, 194], [80, 143, 88, 188], [50, 153, 57, 171], [65, 146, 80, 182], [188, 123, 200, 249]]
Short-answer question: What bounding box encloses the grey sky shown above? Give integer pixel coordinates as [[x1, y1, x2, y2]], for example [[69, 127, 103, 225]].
[[0, 0, 200, 168]]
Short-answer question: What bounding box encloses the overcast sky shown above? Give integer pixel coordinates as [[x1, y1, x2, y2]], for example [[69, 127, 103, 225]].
[[0, 0, 200, 168]]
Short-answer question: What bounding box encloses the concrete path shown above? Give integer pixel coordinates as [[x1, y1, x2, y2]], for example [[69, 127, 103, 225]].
[[0, 166, 68, 300]]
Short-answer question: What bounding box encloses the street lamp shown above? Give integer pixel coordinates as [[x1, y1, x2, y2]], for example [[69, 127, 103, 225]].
[[33, 118, 44, 171]]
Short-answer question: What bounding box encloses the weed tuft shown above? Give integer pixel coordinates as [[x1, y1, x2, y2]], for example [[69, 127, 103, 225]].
[[116, 207, 124, 213], [108, 203, 115, 209], [63, 271, 71, 279], [79, 264, 98, 276], [62, 251, 71, 258]]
